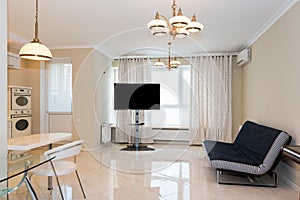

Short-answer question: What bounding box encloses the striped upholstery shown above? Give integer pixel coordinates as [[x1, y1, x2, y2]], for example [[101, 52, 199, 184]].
[[203, 121, 292, 175]]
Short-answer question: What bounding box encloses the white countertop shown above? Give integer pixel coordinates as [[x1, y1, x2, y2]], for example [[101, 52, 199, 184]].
[[7, 133, 72, 151]]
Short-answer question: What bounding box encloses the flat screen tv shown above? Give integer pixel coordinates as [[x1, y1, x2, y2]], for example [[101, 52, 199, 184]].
[[114, 83, 160, 110]]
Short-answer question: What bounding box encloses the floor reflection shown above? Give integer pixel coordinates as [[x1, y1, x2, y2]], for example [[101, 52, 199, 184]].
[[90, 142, 190, 173], [3, 144, 299, 200]]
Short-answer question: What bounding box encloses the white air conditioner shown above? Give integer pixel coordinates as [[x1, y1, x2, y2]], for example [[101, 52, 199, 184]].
[[7, 52, 21, 69], [237, 49, 251, 67]]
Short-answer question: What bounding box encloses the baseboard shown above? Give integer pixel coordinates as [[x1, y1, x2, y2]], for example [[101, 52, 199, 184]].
[[153, 129, 189, 141], [154, 140, 189, 145], [277, 162, 300, 193]]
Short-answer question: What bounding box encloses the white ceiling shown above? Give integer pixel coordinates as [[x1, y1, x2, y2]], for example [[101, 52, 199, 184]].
[[8, 0, 298, 58]]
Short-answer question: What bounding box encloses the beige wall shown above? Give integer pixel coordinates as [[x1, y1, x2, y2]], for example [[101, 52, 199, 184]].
[[242, 1, 300, 141], [242, 1, 300, 186], [232, 57, 242, 139], [72, 49, 112, 149], [8, 59, 41, 134], [51, 48, 93, 140], [52, 48, 112, 149]]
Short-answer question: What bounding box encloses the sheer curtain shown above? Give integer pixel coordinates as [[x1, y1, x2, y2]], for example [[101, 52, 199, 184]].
[[46, 60, 72, 112], [114, 58, 153, 144], [189, 55, 232, 145]]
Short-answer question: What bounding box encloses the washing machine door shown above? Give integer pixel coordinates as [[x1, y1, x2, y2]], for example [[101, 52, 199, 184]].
[[11, 115, 32, 138]]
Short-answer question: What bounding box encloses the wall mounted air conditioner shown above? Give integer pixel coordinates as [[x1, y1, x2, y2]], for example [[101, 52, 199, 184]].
[[7, 52, 20, 69], [237, 49, 251, 67]]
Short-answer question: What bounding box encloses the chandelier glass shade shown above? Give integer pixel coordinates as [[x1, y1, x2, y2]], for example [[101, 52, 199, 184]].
[[154, 58, 165, 67], [170, 58, 181, 67], [19, 0, 52, 61], [147, 0, 203, 39]]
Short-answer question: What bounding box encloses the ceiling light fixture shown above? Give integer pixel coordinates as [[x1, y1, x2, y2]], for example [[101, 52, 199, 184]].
[[154, 42, 181, 70], [154, 58, 165, 67], [147, 0, 203, 39], [19, 0, 52, 61]]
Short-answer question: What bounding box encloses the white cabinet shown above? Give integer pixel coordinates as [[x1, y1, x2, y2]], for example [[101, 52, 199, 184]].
[[7, 52, 20, 69]]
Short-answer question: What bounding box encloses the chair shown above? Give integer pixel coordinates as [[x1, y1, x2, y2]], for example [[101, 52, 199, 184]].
[[203, 121, 292, 187], [29, 140, 86, 199]]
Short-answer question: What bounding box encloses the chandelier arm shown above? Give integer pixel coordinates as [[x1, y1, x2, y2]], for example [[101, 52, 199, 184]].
[[171, 0, 177, 17], [158, 14, 177, 38], [157, 14, 171, 29], [168, 42, 171, 68]]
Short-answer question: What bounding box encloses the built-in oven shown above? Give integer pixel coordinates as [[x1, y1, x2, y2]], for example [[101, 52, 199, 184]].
[[10, 86, 32, 110], [10, 113, 32, 160], [11, 113, 32, 138], [8, 86, 32, 160]]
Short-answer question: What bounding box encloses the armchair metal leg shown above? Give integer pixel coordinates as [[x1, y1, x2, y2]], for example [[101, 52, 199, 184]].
[[75, 169, 86, 199], [217, 170, 277, 187]]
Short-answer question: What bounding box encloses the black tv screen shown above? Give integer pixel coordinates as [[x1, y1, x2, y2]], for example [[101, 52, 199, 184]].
[[114, 83, 160, 110]]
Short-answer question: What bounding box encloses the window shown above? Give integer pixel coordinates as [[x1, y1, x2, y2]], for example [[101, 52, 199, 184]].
[[46, 60, 72, 112], [151, 66, 190, 128], [112, 65, 191, 128]]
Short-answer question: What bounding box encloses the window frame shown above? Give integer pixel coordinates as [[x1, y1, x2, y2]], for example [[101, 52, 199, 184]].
[[151, 65, 191, 128]]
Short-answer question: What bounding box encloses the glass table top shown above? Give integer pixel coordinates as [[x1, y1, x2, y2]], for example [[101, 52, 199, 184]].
[[0, 154, 54, 182], [0, 153, 54, 197]]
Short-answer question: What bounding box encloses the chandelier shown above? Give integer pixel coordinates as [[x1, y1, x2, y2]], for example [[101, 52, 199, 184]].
[[19, 0, 52, 61], [154, 42, 180, 69], [147, 0, 203, 39]]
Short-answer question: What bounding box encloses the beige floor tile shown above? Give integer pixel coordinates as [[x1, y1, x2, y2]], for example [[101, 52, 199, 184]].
[[3, 144, 299, 200]]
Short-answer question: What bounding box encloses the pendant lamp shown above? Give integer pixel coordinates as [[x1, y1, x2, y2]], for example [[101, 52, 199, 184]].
[[19, 0, 52, 61]]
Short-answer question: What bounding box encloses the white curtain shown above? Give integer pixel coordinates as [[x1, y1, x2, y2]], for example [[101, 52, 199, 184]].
[[46, 60, 72, 112], [189, 55, 232, 145], [115, 58, 153, 144]]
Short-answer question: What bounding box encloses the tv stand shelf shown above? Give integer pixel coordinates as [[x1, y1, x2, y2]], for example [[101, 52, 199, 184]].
[[129, 123, 145, 126], [120, 144, 154, 151]]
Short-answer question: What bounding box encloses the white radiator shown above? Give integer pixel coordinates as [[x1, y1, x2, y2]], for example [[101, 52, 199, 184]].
[[101, 124, 111, 143]]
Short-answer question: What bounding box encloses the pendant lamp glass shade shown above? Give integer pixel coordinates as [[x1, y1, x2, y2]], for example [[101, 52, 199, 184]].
[[19, 41, 52, 61], [19, 0, 52, 61]]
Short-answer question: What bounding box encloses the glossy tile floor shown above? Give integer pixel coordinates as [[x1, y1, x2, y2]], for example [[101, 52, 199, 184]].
[[4, 143, 299, 200]]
